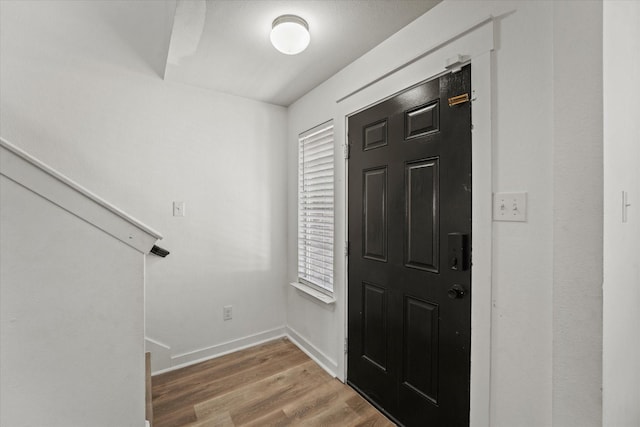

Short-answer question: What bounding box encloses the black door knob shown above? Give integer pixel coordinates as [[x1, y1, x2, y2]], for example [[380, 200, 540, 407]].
[[447, 284, 466, 299]]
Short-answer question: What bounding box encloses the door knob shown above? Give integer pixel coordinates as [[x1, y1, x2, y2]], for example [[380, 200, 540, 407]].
[[447, 284, 466, 299]]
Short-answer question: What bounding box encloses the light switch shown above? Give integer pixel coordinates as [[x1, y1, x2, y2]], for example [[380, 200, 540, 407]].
[[622, 191, 631, 223], [493, 192, 527, 222], [173, 201, 185, 217]]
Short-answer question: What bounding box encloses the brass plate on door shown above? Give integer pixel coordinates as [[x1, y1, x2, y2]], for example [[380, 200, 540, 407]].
[[448, 93, 469, 107]]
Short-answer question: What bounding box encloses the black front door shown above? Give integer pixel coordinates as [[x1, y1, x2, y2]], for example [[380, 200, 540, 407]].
[[347, 65, 472, 426]]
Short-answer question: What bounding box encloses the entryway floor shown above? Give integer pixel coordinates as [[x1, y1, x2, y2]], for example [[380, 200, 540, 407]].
[[151, 337, 395, 426]]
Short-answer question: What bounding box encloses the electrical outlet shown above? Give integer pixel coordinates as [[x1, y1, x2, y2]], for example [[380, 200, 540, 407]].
[[223, 305, 233, 321], [493, 192, 527, 222]]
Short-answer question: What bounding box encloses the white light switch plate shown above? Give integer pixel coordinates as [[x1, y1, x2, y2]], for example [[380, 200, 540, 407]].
[[493, 192, 527, 222], [173, 201, 185, 217]]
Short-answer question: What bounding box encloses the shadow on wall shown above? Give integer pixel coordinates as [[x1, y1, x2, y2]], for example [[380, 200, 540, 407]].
[[97, 0, 175, 78]]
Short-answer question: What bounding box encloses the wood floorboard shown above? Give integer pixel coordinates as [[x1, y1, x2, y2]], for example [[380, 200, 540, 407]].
[[154, 339, 292, 388], [152, 338, 395, 427], [194, 360, 325, 422], [280, 378, 352, 420], [153, 345, 309, 416]]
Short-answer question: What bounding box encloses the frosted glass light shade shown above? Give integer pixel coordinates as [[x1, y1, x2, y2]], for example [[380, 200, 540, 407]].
[[270, 15, 310, 55]]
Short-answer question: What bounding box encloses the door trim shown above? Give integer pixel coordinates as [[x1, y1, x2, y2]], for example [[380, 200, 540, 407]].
[[338, 20, 495, 427]]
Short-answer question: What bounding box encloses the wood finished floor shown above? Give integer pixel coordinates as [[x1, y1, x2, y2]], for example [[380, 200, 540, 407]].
[[152, 338, 395, 427]]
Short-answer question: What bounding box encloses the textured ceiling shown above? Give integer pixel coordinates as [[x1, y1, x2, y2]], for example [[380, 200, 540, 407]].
[[164, 0, 441, 106]]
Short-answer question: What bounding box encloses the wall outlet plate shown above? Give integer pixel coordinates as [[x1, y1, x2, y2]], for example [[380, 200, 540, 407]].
[[493, 192, 527, 222]]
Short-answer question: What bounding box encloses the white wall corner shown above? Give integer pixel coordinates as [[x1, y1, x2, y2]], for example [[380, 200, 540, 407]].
[[147, 326, 340, 383], [285, 326, 339, 378], [145, 337, 172, 374]]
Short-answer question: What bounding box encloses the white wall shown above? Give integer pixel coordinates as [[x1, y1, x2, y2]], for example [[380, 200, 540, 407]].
[[0, 0, 289, 372], [287, 1, 603, 426], [603, 2, 640, 426], [552, 2, 603, 426], [0, 175, 145, 427]]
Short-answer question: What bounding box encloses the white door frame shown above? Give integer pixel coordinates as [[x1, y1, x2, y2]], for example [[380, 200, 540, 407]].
[[335, 18, 495, 427]]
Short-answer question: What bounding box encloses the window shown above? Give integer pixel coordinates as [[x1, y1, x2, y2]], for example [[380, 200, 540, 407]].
[[298, 121, 334, 294]]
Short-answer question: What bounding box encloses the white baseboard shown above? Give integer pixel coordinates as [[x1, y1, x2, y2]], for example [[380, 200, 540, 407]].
[[144, 336, 172, 373], [285, 326, 338, 378], [152, 326, 286, 375], [148, 325, 338, 379]]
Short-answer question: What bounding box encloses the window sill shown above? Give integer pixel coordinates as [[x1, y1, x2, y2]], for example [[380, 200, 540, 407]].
[[290, 282, 336, 305]]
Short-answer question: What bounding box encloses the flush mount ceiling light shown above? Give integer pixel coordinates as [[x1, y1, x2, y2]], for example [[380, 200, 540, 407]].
[[270, 15, 310, 55]]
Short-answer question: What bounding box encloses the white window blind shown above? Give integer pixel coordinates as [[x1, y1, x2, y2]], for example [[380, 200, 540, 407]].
[[298, 121, 334, 293]]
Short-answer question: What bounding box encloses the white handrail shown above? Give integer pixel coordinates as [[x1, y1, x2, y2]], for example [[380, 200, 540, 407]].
[[0, 137, 163, 240]]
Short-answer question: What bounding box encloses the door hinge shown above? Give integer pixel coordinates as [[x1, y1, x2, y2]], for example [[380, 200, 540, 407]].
[[343, 143, 351, 159], [344, 338, 348, 354], [344, 241, 350, 257]]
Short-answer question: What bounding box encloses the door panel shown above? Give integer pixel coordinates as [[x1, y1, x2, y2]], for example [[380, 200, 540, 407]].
[[405, 158, 439, 272], [405, 100, 439, 139], [348, 66, 472, 426], [402, 295, 439, 403], [363, 167, 388, 262], [362, 281, 388, 370], [364, 120, 388, 150]]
